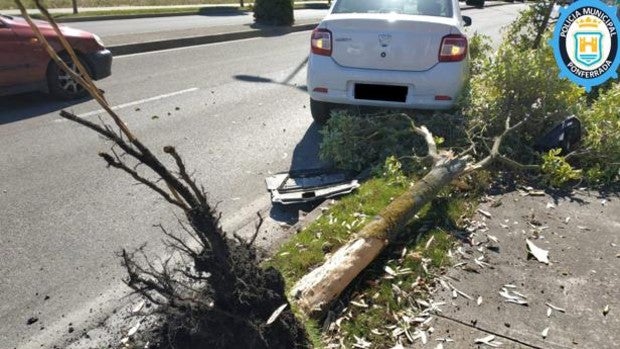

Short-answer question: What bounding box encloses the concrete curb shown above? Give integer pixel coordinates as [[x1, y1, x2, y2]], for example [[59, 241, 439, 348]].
[[51, 8, 246, 23], [109, 22, 318, 56]]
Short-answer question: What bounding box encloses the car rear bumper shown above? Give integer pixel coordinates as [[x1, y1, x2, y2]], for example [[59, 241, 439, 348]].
[[307, 54, 468, 110], [84, 49, 112, 80]]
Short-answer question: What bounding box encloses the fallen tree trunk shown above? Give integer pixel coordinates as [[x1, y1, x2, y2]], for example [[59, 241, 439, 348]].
[[291, 118, 531, 317], [291, 157, 467, 316]]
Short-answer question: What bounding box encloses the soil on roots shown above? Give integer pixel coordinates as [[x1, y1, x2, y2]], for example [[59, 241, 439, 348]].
[[149, 238, 310, 349]]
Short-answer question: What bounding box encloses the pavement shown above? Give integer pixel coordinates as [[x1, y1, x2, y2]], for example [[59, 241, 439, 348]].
[[0, 3, 527, 349], [426, 189, 620, 349]]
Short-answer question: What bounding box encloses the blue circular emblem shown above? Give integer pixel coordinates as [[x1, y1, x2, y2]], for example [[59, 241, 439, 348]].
[[551, 0, 620, 92]]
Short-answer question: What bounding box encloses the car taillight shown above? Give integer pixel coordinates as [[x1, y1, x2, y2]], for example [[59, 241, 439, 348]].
[[438, 34, 467, 62], [311, 28, 332, 56]]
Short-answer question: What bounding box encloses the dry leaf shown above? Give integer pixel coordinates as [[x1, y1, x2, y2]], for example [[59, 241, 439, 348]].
[[603, 305, 610, 316], [526, 239, 549, 264], [542, 327, 549, 339]]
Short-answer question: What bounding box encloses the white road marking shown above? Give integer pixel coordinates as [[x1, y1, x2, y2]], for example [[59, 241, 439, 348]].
[[76, 87, 199, 118]]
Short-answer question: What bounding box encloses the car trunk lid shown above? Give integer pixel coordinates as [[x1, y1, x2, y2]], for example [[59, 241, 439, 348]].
[[322, 13, 457, 72]]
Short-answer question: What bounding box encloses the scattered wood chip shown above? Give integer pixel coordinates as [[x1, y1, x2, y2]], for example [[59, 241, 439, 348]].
[[131, 300, 145, 314], [546, 202, 555, 209], [350, 300, 369, 308], [526, 239, 550, 264], [456, 289, 474, 300], [477, 296, 483, 306], [266, 303, 288, 325], [384, 265, 397, 276], [477, 209, 492, 218], [486, 234, 499, 243], [528, 190, 545, 196], [564, 217, 571, 224], [425, 235, 435, 250], [542, 327, 549, 339], [506, 298, 529, 305], [127, 320, 141, 337], [475, 334, 502, 347], [603, 305, 610, 316], [547, 307, 552, 317], [545, 303, 566, 313]]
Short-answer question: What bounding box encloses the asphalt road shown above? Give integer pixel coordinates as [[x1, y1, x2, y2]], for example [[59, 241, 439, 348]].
[[70, 9, 329, 38], [0, 4, 527, 348]]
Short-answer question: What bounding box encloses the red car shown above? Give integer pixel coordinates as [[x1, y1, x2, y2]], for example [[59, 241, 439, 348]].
[[0, 13, 112, 99]]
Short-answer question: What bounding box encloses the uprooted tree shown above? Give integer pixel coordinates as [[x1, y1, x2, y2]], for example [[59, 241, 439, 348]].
[[292, 0, 620, 317], [14, 1, 309, 348]]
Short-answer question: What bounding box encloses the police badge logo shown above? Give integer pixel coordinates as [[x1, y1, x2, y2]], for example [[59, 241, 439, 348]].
[[551, 0, 620, 91]]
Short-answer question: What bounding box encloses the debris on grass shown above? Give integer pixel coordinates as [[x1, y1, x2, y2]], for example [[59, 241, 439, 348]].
[[425, 235, 435, 250], [526, 238, 550, 264]]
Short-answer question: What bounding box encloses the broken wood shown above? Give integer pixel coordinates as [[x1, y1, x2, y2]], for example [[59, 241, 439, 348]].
[[292, 117, 530, 317]]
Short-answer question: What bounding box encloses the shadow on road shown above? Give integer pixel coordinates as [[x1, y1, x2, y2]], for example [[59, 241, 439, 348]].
[[234, 55, 309, 92], [196, 7, 249, 17], [0, 92, 89, 125], [234, 74, 307, 93], [268, 122, 332, 224]]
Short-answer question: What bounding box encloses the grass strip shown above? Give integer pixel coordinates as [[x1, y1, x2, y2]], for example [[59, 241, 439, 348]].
[[265, 168, 489, 348]]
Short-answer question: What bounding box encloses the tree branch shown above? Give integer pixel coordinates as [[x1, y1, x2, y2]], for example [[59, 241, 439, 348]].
[[99, 152, 189, 210]]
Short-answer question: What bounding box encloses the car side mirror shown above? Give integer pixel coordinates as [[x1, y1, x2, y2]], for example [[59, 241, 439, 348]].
[[462, 16, 472, 27]]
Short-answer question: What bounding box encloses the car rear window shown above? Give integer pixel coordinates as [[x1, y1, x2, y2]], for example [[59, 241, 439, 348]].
[[332, 0, 453, 18]]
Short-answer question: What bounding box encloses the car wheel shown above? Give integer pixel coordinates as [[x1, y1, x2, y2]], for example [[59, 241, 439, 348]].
[[47, 55, 90, 99], [310, 98, 333, 125]]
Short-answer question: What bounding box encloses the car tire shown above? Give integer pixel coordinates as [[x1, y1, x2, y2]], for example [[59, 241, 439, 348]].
[[47, 55, 90, 100], [465, 0, 484, 8], [310, 98, 333, 125]]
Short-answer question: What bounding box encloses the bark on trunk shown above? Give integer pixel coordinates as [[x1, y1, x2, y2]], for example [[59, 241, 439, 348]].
[[291, 157, 468, 317]]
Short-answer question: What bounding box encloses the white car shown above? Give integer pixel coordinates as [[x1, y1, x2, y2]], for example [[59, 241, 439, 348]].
[[307, 0, 472, 123]]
